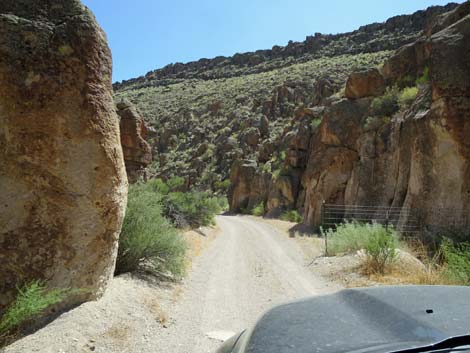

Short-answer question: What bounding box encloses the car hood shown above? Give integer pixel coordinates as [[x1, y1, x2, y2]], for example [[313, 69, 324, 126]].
[[237, 286, 470, 353]]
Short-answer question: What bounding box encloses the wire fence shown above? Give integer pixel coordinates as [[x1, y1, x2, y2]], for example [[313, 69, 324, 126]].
[[321, 204, 422, 235]]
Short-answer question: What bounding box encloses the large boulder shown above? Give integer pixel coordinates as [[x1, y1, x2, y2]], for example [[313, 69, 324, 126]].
[[345, 68, 385, 99], [117, 99, 152, 183], [228, 160, 270, 212], [0, 0, 127, 311]]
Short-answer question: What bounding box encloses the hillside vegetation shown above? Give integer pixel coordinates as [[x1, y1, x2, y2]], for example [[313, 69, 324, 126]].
[[114, 4, 457, 190]]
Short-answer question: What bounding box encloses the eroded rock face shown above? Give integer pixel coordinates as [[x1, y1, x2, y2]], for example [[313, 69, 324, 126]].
[[228, 160, 270, 212], [345, 68, 385, 99], [117, 99, 152, 183], [303, 5, 470, 229], [228, 2, 470, 233], [0, 0, 127, 311]]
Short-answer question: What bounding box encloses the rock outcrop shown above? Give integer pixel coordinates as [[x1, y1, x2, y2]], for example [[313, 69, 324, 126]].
[[0, 0, 127, 311], [229, 2, 470, 236], [303, 3, 470, 229], [117, 100, 152, 183], [113, 4, 460, 192], [228, 160, 270, 212], [345, 69, 385, 99]]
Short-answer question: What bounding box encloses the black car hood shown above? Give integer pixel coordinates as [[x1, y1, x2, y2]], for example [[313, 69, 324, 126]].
[[238, 286, 470, 353]]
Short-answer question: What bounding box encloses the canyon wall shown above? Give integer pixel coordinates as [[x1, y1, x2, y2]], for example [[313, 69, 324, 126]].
[[229, 3, 470, 233], [117, 99, 152, 183]]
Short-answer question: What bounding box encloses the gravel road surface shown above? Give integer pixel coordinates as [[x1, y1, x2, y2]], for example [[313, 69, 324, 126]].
[[4, 215, 337, 353], [155, 215, 336, 353]]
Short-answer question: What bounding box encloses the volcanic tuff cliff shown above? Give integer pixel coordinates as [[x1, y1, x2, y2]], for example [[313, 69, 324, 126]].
[[114, 3, 459, 191]]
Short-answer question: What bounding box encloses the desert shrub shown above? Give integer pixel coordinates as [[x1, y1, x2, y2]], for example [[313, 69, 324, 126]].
[[370, 87, 399, 117], [281, 210, 302, 223], [416, 66, 430, 85], [214, 179, 231, 193], [0, 281, 77, 340], [261, 162, 272, 174], [251, 202, 265, 217], [310, 118, 322, 129], [148, 178, 222, 228], [165, 191, 221, 228], [400, 74, 415, 87], [362, 227, 397, 274], [398, 86, 418, 109], [215, 196, 229, 212], [441, 239, 470, 285], [363, 116, 391, 129], [115, 183, 187, 277], [166, 176, 186, 191], [322, 221, 396, 256]]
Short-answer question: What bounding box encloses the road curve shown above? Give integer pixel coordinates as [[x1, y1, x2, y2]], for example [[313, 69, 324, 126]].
[[156, 215, 336, 353]]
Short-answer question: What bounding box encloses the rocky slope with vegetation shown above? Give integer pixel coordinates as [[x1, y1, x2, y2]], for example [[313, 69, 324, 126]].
[[113, 3, 459, 192], [229, 1, 470, 237]]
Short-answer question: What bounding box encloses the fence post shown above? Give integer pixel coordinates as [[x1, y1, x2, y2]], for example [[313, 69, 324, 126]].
[[385, 209, 389, 232], [321, 200, 328, 256], [418, 208, 424, 241]]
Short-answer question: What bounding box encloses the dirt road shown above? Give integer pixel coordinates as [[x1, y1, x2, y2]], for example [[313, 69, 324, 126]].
[[4, 215, 337, 353], [155, 215, 337, 353]]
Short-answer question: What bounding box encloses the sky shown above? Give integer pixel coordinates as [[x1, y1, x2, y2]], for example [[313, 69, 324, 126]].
[[81, 0, 462, 83]]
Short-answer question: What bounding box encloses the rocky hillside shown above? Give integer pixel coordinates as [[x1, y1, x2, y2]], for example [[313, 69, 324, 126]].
[[229, 1, 470, 232], [114, 3, 459, 191]]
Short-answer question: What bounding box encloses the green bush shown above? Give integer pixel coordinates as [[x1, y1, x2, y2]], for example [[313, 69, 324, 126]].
[[165, 191, 221, 228], [0, 281, 76, 339], [148, 179, 222, 228], [251, 202, 265, 217], [214, 179, 231, 193], [322, 221, 396, 258], [310, 118, 322, 129], [370, 87, 399, 117], [441, 239, 470, 285], [400, 74, 415, 87], [115, 183, 187, 278], [280, 210, 302, 223], [398, 86, 418, 109], [215, 196, 229, 212], [166, 176, 186, 191], [416, 67, 430, 85], [363, 116, 391, 129], [363, 226, 397, 274]]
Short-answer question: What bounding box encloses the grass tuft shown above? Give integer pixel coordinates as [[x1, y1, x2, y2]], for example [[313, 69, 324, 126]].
[[0, 281, 77, 342], [251, 202, 265, 217], [280, 210, 302, 223]]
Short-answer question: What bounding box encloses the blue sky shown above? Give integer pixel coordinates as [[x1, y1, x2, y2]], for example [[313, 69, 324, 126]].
[[81, 0, 462, 82]]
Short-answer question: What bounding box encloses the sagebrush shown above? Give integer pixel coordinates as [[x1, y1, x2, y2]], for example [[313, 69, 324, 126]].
[[322, 222, 397, 274], [115, 182, 187, 277], [149, 178, 223, 228]]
